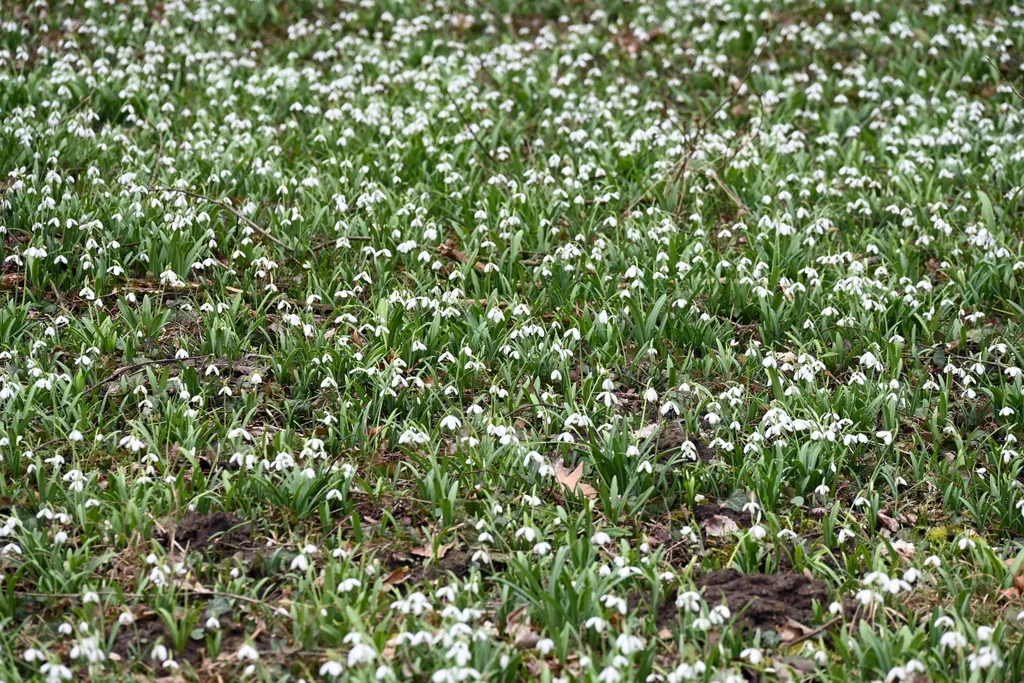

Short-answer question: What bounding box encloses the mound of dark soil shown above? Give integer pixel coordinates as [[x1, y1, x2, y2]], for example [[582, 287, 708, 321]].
[[159, 511, 251, 553], [697, 569, 831, 631]]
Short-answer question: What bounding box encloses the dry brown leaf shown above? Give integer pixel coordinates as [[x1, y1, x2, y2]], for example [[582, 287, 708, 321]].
[[505, 605, 540, 649], [657, 628, 673, 639], [410, 540, 455, 559], [883, 539, 916, 561], [511, 623, 540, 649], [382, 635, 399, 661], [634, 423, 659, 440], [704, 514, 739, 538], [1004, 558, 1024, 594], [554, 459, 598, 499], [779, 618, 813, 643], [877, 511, 899, 533], [382, 567, 413, 587]]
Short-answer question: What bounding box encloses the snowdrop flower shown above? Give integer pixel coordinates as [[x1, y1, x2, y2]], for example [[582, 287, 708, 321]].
[[968, 647, 1000, 671], [320, 661, 345, 678], [348, 642, 377, 666], [439, 415, 462, 431], [237, 644, 260, 661], [939, 631, 967, 650]]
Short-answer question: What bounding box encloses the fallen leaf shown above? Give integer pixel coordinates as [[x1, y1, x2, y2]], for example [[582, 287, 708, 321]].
[[382, 567, 413, 587], [657, 628, 673, 639], [779, 618, 813, 642], [634, 423, 658, 440], [876, 511, 899, 533], [410, 540, 455, 559], [704, 515, 739, 538], [1004, 558, 1024, 594], [554, 459, 598, 499], [505, 605, 540, 649], [891, 539, 916, 560], [381, 635, 399, 661]]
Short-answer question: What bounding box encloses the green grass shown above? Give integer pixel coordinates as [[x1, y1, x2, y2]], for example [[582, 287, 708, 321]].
[[2, 0, 1024, 680]]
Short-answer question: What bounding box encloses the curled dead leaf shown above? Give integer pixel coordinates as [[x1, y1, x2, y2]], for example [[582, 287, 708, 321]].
[[382, 567, 413, 587], [410, 540, 455, 559], [779, 618, 813, 643], [704, 514, 739, 538], [553, 459, 598, 499], [634, 423, 659, 440], [876, 511, 899, 533], [1003, 557, 1024, 597], [505, 605, 540, 649]]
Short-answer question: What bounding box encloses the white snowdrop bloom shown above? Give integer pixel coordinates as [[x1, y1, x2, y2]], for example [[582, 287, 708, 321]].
[[660, 401, 680, 416], [859, 351, 883, 372], [439, 415, 462, 431], [709, 605, 731, 625], [320, 661, 345, 678], [339, 578, 362, 593], [236, 644, 260, 661], [939, 631, 967, 650], [968, 647, 1000, 672], [348, 642, 377, 666], [856, 589, 883, 606]]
